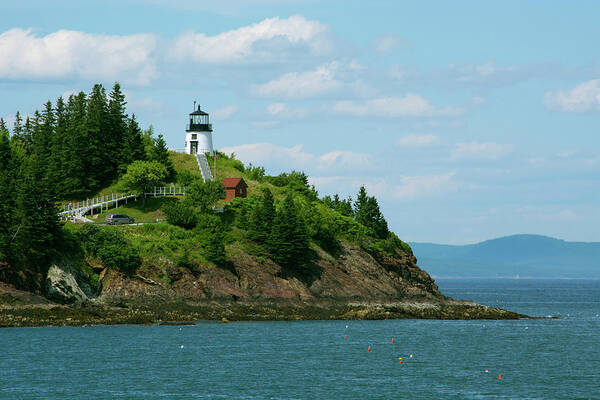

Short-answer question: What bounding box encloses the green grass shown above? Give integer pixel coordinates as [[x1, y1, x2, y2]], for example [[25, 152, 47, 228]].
[[92, 196, 178, 223]]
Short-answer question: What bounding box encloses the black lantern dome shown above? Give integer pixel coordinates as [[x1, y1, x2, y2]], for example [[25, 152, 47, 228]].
[[187, 105, 212, 132]]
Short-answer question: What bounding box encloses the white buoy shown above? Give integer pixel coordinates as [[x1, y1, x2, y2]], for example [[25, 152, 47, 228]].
[[180, 345, 184, 349], [409, 354, 413, 358]]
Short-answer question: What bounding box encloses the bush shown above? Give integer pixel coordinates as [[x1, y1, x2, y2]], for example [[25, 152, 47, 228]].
[[162, 201, 197, 229], [245, 164, 265, 181], [176, 170, 199, 186], [77, 224, 141, 274], [232, 159, 245, 172]]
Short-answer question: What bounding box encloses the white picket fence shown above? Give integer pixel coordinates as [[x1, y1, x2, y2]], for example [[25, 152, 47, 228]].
[[59, 186, 186, 220]]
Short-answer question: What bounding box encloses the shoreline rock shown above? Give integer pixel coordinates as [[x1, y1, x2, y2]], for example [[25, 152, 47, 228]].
[[0, 298, 531, 328]]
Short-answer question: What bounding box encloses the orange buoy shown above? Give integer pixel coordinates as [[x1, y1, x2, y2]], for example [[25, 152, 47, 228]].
[[391, 338, 394, 343], [368, 347, 371, 352], [498, 375, 502, 380], [399, 360, 403, 364], [344, 335, 347, 339]]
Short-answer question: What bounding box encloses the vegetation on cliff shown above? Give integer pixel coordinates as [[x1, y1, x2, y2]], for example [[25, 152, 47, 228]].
[[1, 83, 425, 307]]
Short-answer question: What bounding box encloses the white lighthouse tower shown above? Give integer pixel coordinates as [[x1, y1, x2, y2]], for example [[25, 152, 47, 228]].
[[185, 104, 213, 155]]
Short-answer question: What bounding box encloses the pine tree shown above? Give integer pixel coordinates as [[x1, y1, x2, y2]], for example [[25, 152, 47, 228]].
[[13, 154, 61, 276], [150, 133, 175, 181], [32, 101, 55, 187], [249, 188, 275, 243], [268, 194, 310, 269], [353, 186, 389, 239], [108, 82, 128, 175], [49, 96, 68, 196], [119, 114, 145, 174], [85, 84, 109, 190], [63, 92, 88, 197], [0, 125, 14, 260]]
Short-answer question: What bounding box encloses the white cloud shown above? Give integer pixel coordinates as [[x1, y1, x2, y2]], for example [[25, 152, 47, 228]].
[[254, 62, 342, 98], [0, 28, 158, 85], [266, 102, 308, 118], [170, 15, 331, 64], [311, 172, 458, 201], [448, 62, 524, 87], [371, 33, 406, 53], [318, 150, 371, 168], [212, 104, 239, 121], [472, 96, 487, 105], [543, 79, 600, 113], [331, 95, 462, 118], [389, 172, 458, 200], [221, 142, 370, 171], [251, 121, 280, 129], [451, 141, 514, 161], [396, 134, 441, 147]]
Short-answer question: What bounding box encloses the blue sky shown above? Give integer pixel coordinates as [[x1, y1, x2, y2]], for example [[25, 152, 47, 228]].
[[1, 0, 599, 244]]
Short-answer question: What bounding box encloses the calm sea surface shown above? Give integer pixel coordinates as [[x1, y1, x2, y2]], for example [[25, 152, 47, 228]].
[[1, 279, 599, 399]]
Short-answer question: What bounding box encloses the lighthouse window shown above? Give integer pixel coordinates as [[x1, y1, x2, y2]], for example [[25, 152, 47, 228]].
[[192, 134, 197, 139]]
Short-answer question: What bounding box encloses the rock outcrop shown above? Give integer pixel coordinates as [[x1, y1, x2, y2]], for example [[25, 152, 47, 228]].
[[98, 241, 443, 305], [45, 259, 95, 304]]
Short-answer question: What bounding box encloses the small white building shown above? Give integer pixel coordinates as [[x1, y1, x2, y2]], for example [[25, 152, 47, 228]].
[[185, 105, 213, 155]]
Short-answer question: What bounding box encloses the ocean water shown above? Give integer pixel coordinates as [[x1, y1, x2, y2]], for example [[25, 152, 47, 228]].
[[1, 279, 599, 399]]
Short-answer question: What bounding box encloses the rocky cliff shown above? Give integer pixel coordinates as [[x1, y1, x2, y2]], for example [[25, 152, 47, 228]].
[[0, 240, 528, 327], [99, 241, 442, 304]]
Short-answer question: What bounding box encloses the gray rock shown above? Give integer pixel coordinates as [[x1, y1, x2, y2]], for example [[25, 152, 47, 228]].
[[46, 264, 88, 304]]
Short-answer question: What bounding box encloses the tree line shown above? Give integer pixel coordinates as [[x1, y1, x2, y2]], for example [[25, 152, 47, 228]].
[[0, 83, 175, 291]]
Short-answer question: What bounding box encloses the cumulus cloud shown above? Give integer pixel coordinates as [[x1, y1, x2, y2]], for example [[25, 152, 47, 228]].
[[212, 104, 239, 120], [543, 79, 600, 113], [396, 134, 441, 147], [310, 172, 458, 201], [169, 15, 331, 64], [266, 102, 308, 118], [451, 141, 514, 160], [0, 28, 158, 84], [254, 62, 342, 98], [221, 142, 370, 171], [331, 95, 462, 118], [389, 172, 458, 200], [371, 33, 406, 53]]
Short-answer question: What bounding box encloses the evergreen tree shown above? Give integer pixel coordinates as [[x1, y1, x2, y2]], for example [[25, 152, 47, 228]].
[[119, 114, 145, 174], [196, 215, 227, 265], [49, 96, 68, 196], [150, 133, 175, 181], [268, 194, 310, 269], [354, 186, 389, 239], [107, 82, 128, 175], [33, 101, 55, 186], [0, 126, 14, 260], [13, 154, 61, 276], [248, 188, 275, 243], [85, 84, 109, 190], [336, 196, 354, 217], [62, 92, 88, 197], [11, 112, 26, 150]]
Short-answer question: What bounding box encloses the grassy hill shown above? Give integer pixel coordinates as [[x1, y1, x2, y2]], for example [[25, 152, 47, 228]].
[[410, 234, 600, 278]]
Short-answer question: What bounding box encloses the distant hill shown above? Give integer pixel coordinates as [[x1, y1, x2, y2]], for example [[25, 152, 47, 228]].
[[409, 234, 600, 278]]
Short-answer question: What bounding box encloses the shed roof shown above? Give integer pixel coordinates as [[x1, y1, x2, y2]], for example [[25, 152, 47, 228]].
[[222, 177, 247, 188]]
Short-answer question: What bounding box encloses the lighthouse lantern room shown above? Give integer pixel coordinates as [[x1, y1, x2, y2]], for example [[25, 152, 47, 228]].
[[185, 104, 213, 155]]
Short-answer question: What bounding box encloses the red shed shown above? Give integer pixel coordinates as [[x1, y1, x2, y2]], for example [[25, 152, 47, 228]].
[[222, 177, 248, 201]]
